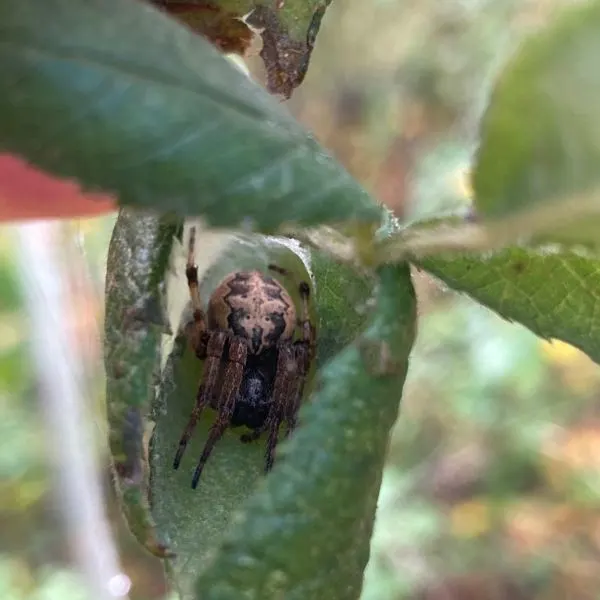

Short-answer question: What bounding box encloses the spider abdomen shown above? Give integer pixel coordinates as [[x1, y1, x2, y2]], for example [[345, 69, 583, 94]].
[[207, 271, 296, 354], [230, 367, 272, 430]]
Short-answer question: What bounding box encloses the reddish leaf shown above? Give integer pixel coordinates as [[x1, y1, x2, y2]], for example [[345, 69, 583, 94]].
[[0, 155, 116, 222]]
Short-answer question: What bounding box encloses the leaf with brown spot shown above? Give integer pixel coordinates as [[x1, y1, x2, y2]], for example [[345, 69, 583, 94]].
[[247, 1, 331, 98], [157, 0, 333, 98], [153, 1, 254, 55]]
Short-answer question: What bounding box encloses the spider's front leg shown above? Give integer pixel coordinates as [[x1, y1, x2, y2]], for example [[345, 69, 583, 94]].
[[174, 227, 224, 470], [191, 337, 247, 488], [184, 226, 208, 358]]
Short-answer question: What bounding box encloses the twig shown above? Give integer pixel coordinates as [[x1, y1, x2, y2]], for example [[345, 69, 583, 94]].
[[15, 221, 131, 600], [378, 185, 600, 263]]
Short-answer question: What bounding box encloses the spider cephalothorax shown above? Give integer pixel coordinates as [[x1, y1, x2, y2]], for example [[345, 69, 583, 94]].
[[173, 228, 316, 488]]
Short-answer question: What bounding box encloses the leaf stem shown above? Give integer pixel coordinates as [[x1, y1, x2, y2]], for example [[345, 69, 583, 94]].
[[377, 185, 600, 263]]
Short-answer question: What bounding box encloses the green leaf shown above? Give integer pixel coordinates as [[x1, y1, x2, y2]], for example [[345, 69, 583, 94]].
[[0, 0, 379, 232], [104, 208, 179, 558], [149, 233, 375, 597], [310, 251, 375, 368], [473, 0, 600, 245], [194, 264, 416, 600], [419, 247, 600, 364]]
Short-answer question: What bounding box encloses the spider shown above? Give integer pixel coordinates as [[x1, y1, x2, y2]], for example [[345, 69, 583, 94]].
[[173, 227, 316, 488]]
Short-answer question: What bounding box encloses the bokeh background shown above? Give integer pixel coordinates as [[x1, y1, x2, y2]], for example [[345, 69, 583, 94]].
[[3, 0, 600, 598]]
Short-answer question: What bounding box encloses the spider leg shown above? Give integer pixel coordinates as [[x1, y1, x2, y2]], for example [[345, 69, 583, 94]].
[[184, 226, 208, 357], [284, 277, 316, 437], [191, 337, 247, 488], [173, 331, 226, 469], [264, 344, 296, 471], [297, 280, 316, 351], [267, 263, 316, 362], [263, 270, 317, 470], [283, 344, 310, 438]]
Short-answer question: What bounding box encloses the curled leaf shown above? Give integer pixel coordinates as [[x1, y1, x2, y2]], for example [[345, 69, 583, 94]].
[[149, 231, 374, 596], [104, 208, 180, 557]]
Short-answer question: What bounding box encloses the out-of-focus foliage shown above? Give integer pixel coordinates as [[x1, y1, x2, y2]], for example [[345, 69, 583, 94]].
[[287, 0, 526, 220], [362, 288, 600, 599], [473, 0, 600, 247], [0, 218, 170, 600]]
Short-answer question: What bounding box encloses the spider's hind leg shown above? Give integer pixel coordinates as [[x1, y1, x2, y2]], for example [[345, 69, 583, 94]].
[[263, 264, 317, 470], [173, 331, 226, 469], [263, 343, 298, 471], [191, 336, 247, 488], [267, 263, 315, 359], [284, 279, 315, 437]]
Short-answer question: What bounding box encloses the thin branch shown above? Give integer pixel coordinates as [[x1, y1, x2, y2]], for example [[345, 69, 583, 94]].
[[16, 221, 131, 600], [378, 221, 492, 262], [279, 224, 373, 276], [377, 185, 600, 263]]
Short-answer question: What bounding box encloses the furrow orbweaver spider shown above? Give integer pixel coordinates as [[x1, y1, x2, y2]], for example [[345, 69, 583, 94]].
[[173, 228, 316, 488]]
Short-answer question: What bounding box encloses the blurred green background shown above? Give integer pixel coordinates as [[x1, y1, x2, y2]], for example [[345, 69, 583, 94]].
[[4, 0, 600, 598]]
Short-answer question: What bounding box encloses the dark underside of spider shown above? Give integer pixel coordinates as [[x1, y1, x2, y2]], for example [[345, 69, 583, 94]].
[[229, 349, 277, 430]]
